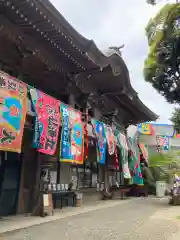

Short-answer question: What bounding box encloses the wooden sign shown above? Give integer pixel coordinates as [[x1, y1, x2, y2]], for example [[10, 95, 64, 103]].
[[41, 193, 53, 217]]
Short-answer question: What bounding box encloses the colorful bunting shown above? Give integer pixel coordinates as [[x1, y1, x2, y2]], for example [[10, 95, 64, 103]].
[[29, 88, 60, 155], [0, 72, 27, 153]]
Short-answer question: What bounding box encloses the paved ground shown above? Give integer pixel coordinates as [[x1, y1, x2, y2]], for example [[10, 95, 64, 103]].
[[1, 198, 180, 240]]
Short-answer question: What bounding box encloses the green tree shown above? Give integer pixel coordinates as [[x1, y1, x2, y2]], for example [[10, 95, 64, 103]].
[[170, 107, 180, 133], [144, 3, 180, 103], [143, 151, 180, 193]]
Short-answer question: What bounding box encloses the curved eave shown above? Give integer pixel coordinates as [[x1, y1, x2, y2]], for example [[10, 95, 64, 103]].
[[105, 90, 158, 124], [132, 96, 159, 123]]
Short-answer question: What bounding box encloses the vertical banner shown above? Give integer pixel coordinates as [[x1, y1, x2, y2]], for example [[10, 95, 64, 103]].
[[133, 163, 144, 185], [104, 124, 115, 155], [0, 72, 27, 153], [129, 135, 143, 184], [29, 88, 60, 155], [91, 119, 107, 164], [139, 143, 149, 162], [60, 103, 84, 164], [70, 108, 84, 164], [116, 132, 131, 178], [60, 104, 71, 162]]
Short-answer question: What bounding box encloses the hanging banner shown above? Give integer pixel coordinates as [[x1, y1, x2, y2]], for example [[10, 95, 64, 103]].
[[70, 108, 84, 164], [91, 119, 107, 164], [133, 162, 144, 185], [60, 104, 84, 164], [29, 88, 60, 155], [116, 132, 131, 178], [138, 123, 152, 135], [104, 124, 115, 155], [123, 162, 131, 179], [0, 72, 27, 153], [139, 143, 149, 161]]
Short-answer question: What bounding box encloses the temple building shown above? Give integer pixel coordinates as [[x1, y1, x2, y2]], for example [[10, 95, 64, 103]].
[[0, 0, 157, 216]]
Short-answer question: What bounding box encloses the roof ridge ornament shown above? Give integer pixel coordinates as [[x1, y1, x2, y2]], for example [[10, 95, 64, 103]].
[[108, 45, 125, 56]]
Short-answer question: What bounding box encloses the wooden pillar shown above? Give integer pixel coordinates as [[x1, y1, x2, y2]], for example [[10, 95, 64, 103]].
[[31, 153, 41, 216], [17, 153, 25, 214]]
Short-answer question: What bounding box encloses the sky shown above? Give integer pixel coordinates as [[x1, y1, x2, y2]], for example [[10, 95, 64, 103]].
[[50, 0, 176, 124]]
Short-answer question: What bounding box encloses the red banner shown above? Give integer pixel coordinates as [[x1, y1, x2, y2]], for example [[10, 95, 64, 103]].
[[30, 88, 60, 155]]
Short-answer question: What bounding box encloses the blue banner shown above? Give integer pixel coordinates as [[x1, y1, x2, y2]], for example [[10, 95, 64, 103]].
[[92, 119, 106, 164], [60, 103, 71, 162], [60, 103, 84, 164]]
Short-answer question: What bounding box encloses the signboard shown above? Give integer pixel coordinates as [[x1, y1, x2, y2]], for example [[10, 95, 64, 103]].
[[159, 135, 169, 151], [138, 123, 152, 135]]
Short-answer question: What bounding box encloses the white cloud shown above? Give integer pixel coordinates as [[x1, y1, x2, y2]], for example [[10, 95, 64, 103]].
[[50, 0, 176, 123]]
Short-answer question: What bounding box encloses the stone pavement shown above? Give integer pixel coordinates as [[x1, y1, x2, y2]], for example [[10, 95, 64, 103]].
[[0, 200, 129, 234], [1, 197, 180, 240]]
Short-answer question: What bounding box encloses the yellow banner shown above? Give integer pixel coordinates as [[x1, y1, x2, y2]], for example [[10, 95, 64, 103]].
[[138, 123, 151, 135]]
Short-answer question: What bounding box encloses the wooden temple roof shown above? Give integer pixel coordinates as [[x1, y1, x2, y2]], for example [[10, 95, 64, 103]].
[[0, 0, 158, 125]]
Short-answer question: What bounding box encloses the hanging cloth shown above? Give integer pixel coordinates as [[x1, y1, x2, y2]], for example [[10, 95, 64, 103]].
[[84, 109, 89, 160], [0, 71, 27, 153], [29, 87, 60, 155], [116, 131, 131, 179], [129, 136, 144, 185], [139, 143, 149, 162], [60, 103, 84, 164], [91, 119, 107, 164], [104, 124, 115, 155], [112, 125, 119, 170]]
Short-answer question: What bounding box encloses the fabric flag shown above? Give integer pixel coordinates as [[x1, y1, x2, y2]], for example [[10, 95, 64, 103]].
[[0, 72, 27, 153], [29, 88, 60, 155], [104, 124, 115, 155], [129, 135, 143, 184], [112, 125, 119, 170], [116, 131, 131, 178], [84, 109, 89, 159], [133, 163, 144, 185], [139, 143, 149, 162], [60, 103, 84, 164], [91, 119, 107, 164]]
